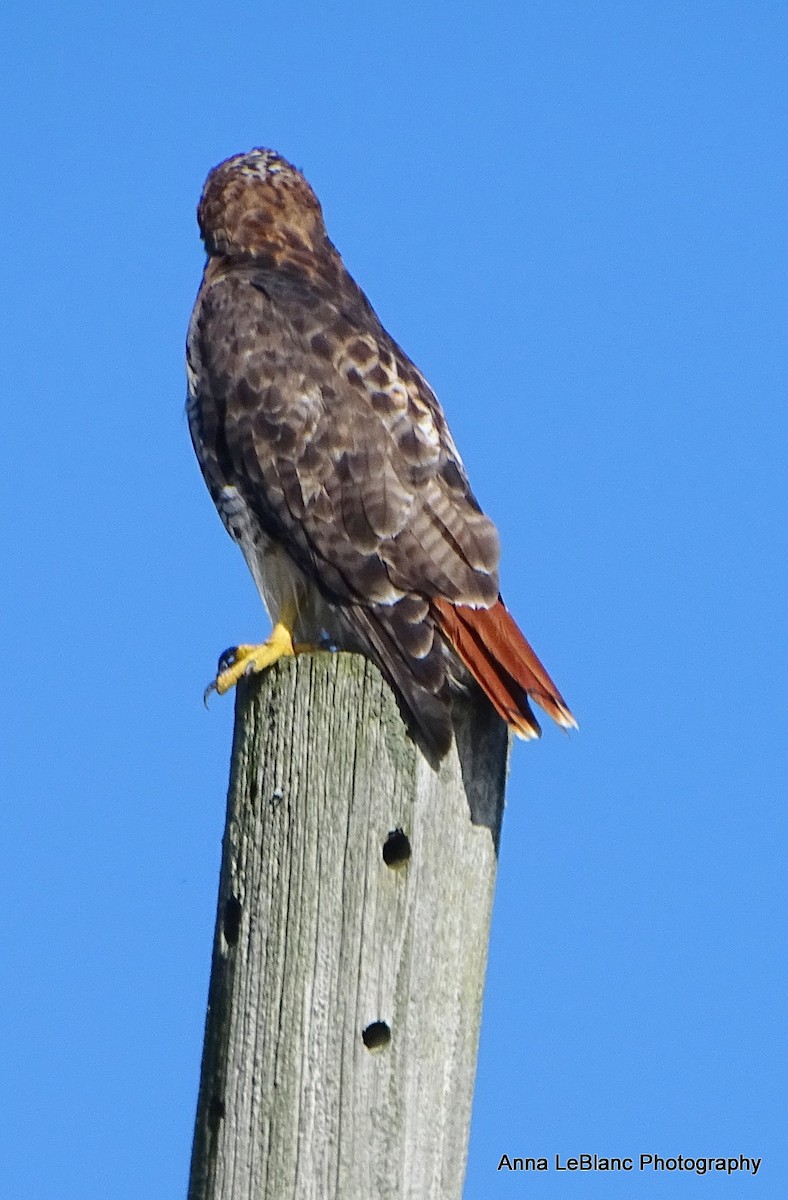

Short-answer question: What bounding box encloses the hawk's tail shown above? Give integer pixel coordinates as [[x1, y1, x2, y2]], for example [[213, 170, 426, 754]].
[[431, 597, 577, 740]]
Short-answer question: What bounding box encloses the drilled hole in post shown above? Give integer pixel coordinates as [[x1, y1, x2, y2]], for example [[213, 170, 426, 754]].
[[362, 1021, 391, 1051], [382, 828, 411, 867], [223, 897, 242, 946]]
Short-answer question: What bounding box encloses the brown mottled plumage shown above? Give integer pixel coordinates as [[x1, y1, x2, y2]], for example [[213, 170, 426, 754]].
[[187, 148, 575, 758]]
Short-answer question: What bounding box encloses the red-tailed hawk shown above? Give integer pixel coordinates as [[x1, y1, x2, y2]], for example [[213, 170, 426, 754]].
[[187, 149, 575, 759]]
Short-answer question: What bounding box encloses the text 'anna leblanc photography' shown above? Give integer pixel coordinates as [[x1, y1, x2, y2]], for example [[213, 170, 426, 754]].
[[497, 1153, 762, 1177]]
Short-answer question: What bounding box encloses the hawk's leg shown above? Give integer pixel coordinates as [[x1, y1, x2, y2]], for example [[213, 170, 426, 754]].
[[205, 599, 316, 700]]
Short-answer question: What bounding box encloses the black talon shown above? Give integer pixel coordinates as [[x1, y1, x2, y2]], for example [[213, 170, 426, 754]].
[[216, 646, 239, 673], [204, 646, 241, 708]]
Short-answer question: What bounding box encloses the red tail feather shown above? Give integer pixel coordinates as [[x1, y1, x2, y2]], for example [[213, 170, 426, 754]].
[[431, 597, 577, 740]]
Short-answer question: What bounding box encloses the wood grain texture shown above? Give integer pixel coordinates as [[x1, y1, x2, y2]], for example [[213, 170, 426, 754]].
[[189, 652, 508, 1200]]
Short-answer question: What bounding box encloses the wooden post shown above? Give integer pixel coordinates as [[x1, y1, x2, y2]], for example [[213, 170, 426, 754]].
[[188, 651, 509, 1200]]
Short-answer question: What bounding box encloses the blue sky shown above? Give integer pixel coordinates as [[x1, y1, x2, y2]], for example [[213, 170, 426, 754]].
[[2, 2, 785, 1197]]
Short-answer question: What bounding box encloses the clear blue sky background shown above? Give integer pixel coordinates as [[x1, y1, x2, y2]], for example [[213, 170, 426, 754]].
[[2, 2, 785, 1197]]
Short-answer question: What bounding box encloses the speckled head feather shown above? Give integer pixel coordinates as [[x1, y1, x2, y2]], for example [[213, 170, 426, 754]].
[[197, 148, 328, 261]]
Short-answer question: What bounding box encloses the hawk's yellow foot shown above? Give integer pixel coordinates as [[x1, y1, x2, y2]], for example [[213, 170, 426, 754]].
[[204, 600, 320, 702], [215, 623, 295, 692]]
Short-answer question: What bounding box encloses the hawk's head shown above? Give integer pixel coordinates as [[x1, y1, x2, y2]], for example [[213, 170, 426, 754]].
[[197, 149, 327, 260]]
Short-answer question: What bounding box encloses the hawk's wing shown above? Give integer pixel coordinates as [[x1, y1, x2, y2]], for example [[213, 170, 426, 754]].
[[194, 264, 500, 601]]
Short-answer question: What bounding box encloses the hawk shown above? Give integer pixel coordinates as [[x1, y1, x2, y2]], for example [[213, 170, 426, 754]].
[[187, 149, 575, 759]]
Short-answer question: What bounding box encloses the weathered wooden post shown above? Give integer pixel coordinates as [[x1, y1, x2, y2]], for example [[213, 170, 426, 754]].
[[188, 651, 509, 1200]]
